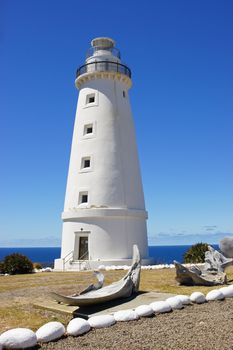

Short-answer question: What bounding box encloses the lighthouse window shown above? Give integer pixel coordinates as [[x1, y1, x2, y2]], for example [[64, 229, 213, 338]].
[[84, 159, 90, 168], [86, 93, 95, 104], [83, 124, 93, 135], [123, 91, 126, 98], [81, 157, 91, 169], [81, 194, 88, 203], [79, 192, 88, 204]]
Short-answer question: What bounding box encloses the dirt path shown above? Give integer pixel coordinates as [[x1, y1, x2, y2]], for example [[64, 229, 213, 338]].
[[38, 298, 233, 350]]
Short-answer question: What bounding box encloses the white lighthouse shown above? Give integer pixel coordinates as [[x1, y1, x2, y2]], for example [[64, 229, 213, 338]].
[[54, 37, 151, 270]]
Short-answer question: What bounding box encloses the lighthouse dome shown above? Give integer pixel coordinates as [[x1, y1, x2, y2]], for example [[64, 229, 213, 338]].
[[76, 37, 131, 89], [91, 37, 115, 48], [86, 37, 121, 64]]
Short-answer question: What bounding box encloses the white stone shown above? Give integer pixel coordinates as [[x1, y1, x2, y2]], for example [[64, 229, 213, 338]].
[[219, 286, 233, 298], [190, 292, 206, 304], [222, 284, 233, 293], [41, 267, 52, 272], [150, 301, 172, 313], [114, 309, 139, 322], [36, 322, 65, 343], [0, 328, 37, 349], [206, 289, 225, 301], [107, 266, 113, 271], [88, 315, 115, 328], [176, 295, 191, 305], [54, 37, 150, 271], [166, 297, 183, 310], [67, 318, 91, 336], [134, 305, 154, 317]]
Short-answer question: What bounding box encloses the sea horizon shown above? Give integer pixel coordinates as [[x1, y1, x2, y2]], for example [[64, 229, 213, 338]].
[[0, 243, 220, 248], [0, 244, 219, 266]]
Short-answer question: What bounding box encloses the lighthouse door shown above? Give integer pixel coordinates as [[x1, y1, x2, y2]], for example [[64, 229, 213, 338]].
[[79, 237, 88, 260], [74, 232, 89, 260]]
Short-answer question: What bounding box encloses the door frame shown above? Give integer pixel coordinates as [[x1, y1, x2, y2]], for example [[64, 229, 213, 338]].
[[73, 231, 90, 260]]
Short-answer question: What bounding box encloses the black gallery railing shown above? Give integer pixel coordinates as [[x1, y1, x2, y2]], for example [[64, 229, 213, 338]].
[[76, 61, 131, 79]]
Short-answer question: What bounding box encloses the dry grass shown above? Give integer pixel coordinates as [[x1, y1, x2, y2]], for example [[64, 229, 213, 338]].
[[141, 267, 233, 294], [0, 272, 95, 293], [0, 305, 70, 333], [1, 267, 233, 333]]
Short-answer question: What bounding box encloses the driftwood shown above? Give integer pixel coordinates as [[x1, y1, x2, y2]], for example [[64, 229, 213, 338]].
[[174, 245, 233, 286], [50, 245, 141, 306]]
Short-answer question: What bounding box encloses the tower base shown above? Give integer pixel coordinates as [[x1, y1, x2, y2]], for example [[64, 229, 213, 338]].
[[54, 257, 155, 271]]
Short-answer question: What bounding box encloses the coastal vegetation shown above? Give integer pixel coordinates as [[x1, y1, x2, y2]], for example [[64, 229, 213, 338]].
[[33, 262, 42, 270], [183, 242, 209, 263], [0, 253, 34, 275]]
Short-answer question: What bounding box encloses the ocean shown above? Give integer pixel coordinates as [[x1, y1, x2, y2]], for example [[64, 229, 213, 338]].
[[0, 245, 219, 266]]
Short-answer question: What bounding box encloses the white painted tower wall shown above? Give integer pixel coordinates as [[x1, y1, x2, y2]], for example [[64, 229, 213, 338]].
[[55, 38, 151, 270]]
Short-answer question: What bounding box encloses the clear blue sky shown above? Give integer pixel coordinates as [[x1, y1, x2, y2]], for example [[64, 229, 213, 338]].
[[1, 0, 233, 247]]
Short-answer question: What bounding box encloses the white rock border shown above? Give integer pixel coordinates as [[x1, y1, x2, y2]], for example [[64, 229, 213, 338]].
[[190, 292, 206, 304], [36, 321, 65, 343], [1, 285, 233, 348], [88, 315, 116, 328], [67, 318, 91, 336], [0, 328, 37, 349], [97, 262, 204, 271], [206, 289, 225, 301]]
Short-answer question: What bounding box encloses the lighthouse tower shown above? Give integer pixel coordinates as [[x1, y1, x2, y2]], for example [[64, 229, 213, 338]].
[[55, 37, 151, 270]]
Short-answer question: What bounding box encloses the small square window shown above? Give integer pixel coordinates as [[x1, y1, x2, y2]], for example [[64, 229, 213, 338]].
[[81, 157, 91, 169], [86, 93, 95, 104], [84, 124, 93, 136], [84, 159, 90, 168], [79, 191, 88, 204], [81, 194, 88, 203]]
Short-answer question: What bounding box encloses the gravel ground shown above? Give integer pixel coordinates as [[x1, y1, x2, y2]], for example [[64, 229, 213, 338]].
[[37, 298, 233, 350]]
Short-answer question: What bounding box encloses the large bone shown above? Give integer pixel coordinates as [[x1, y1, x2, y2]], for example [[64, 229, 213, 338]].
[[50, 245, 141, 306], [174, 245, 232, 286]]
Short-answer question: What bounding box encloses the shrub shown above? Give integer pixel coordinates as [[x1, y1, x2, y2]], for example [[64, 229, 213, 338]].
[[184, 243, 209, 263], [3, 253, 34, 275], [0, 261, 5, 274], [33, 262, 42, 270]]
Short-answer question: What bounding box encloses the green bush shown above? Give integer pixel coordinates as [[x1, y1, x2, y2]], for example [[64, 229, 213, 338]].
[[2, 253, 34, 275], [33, 262, 42, 270], [184, 242, 209, 263], [0, 261, 5, 274]]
